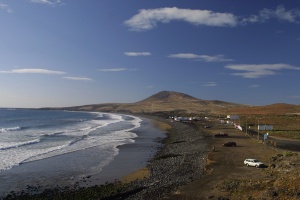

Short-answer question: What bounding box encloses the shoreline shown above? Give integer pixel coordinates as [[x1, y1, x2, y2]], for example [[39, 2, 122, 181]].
[[1, 115, 211, 199], [120, 118, 172, 183], [0, 115, 167, 198], [117, 115, 211, 199], [77, 117, 166, 187]]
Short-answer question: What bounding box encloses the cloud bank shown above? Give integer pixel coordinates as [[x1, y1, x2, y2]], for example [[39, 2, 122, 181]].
[[0, 68, 65, 75], [225, 64, 300, 78], [124, 52, 151, 56], [62, 77, 93, 81], [98, 68, 136, 72], [30, 0, 62, 5], [249, 84, 260, 88], [288, 95, 300, 99], [124, 7, 238, 31], [125, 6, 300, 31], [203, 82, 217, 87], [244, 5, 300, 23], [0, 3, 12, 13], [168, 53, 233, 62]]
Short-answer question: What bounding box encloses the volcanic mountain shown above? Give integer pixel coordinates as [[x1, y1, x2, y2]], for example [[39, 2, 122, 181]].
[[137, 91, 199, 103], [59, 91, 245, 115], [132, 91, 244, 114]]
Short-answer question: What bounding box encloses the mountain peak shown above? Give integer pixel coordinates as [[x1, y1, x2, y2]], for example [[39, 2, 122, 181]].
[[138, 91, 201, 103]]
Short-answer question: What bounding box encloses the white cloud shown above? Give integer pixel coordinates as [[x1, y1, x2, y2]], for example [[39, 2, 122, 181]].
[[168, 53, 200, 59], [62, 77, 93, 81], [0, 3, 13, 13], [243, 5, 300, 24], [124, 7, 238, 31], [98, 68, 137, 72], [249, 84, 260, 88], [124, 52, 151, 56], [125, 6, 300, 31], [0, 68, 65, 75], [168, 53, 234, 62], [203, 82, 217, 87], [287, 95, 300, 99], [30, 0, 62, 5], [98, 68, 127, 72], [225, 64, 300, 78]]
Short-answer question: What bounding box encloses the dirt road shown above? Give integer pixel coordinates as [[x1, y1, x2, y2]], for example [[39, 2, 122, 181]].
[[167, 122, 283, 200]]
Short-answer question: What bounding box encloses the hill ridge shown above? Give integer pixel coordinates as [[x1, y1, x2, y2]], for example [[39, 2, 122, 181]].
[[137, 91, 201, 103], [46, 91, 300, 115]]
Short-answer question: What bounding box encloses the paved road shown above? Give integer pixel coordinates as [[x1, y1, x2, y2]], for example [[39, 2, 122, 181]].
[[268, 136, 300, 152], [245, 129, 300, 152]]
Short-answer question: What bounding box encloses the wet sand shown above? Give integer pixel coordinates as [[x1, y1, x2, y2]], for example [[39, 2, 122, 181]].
[[78, 119, 166, 187], [119, 116, 210, 199]]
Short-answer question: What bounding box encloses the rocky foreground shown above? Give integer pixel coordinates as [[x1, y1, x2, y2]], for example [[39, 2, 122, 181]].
[[125, 117, 210, 199]]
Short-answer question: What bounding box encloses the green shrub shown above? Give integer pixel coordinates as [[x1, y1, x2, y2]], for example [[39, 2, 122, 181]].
[[284, 151, 296, 157]]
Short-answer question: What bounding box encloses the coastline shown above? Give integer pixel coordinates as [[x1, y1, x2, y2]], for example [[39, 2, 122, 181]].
[[120, 118, 172, 183], [118, 115, 210, 199], [77, 117, 166, 187], [0, 115, 167, 198], [1, 115, 211, 199]]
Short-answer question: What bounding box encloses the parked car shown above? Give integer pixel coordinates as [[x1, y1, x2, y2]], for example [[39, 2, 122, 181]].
[[223, 142, 236, 147], [244, 159, 265, 168], [204, 126, 212, 128], [215, 133, 228, 137]]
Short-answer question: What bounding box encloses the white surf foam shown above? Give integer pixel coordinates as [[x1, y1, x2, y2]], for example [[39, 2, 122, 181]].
[[0, 113, 142, 172]]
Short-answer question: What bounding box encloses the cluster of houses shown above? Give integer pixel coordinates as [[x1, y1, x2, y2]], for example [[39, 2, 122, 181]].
[[169, 116, 202, 122], [169, 114, 273, 141], [224, 115, 273, 141]]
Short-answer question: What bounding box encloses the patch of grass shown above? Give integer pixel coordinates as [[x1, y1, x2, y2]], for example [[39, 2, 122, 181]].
[[151, 120, 172, 131], [265, 130, 300, 139], [284, 151, 298, 157]]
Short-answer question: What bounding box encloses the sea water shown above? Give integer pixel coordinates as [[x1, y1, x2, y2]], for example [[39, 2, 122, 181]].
[[0, 109, 156, 196]]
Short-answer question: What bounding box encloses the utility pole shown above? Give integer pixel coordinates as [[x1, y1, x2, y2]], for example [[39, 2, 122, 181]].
[[257, 118, 260, 141], [245, 118, 247, 134]]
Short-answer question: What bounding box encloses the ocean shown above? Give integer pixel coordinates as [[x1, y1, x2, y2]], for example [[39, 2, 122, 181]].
[[0, 109, 164, 196]]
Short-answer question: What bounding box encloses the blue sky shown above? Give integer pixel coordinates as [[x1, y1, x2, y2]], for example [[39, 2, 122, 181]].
[[1, 0, 300, 108]]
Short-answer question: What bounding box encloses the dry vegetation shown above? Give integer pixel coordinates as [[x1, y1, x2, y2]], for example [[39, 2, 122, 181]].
[[217, 152, 300, 199], [228, 113, 300, 140]]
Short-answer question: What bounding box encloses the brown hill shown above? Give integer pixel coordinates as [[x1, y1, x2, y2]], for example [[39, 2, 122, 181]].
[[228, 103, 300, 115], [137, 91, 200, 103], [51, 91, 300, 116], [59, 91, 244, 115], [133, 91, 244, 114]]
